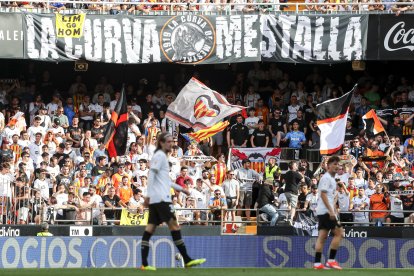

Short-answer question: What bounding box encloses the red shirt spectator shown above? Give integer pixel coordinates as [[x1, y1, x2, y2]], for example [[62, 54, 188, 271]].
[[175, 166, 193, 188]]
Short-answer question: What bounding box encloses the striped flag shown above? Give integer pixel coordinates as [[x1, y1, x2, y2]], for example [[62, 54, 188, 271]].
[[183, 121, 229, 143], [362, 109, 386, 137], [102, 87, 128, 158], [194, 97, 219, 119], [316, 87, 354, 155]]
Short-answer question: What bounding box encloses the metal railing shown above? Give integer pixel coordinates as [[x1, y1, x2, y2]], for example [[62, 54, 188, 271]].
[[0, 0, 413, 14]]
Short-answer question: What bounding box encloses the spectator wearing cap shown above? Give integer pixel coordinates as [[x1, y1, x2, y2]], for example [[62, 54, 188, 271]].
[[48, 118, 65, 144], [38, 105, 52, 130]]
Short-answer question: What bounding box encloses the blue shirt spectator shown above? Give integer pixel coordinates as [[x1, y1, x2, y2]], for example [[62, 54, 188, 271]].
[[284, 121, 306, 149]]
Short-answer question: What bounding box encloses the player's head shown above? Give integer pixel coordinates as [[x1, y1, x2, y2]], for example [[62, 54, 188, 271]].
[[156, 132, 174, 153], [326, 156, 340, 174]]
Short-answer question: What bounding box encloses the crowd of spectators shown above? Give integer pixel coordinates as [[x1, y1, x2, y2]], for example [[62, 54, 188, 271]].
[[0, 61, 414, 228], [1, 0, 413, 14]]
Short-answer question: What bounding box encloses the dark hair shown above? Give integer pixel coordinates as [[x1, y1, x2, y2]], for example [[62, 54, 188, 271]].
[[327, 156, 340, 165], [288, 161, 297, 170], [181, 166, 188, 171]]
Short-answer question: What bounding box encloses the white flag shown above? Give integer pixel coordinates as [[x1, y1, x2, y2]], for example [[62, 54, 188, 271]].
[[166, 78, 245, 130]]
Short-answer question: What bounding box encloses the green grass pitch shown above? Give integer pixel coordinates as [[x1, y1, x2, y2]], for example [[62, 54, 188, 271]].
[[1, 268, 414, 276]]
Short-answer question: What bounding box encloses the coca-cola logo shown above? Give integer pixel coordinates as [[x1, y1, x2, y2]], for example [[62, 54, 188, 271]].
[[384, 21, 414, 52]]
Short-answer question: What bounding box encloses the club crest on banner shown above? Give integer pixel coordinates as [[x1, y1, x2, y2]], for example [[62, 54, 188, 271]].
[[194, 95, 220, 119], [160, 15, 216, 64], [229, 148, 281, 173]]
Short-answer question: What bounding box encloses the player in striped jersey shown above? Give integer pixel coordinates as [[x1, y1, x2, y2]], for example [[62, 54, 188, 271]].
[[211, 153, 227, 186]]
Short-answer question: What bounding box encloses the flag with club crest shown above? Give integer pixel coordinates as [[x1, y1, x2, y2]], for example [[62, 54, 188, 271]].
[[166, 78, 246, 131]]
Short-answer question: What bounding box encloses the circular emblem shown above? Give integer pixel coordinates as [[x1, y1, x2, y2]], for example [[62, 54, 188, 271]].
[[160, 15, 216, 64]]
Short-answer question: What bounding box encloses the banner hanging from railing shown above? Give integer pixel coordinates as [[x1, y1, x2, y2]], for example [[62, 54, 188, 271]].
[[22, 13, 262, 64], [0, 13, 24, 59], [366, 14, 414, 60], [261, 14, 368, 63], [228, 147, 281, 173]]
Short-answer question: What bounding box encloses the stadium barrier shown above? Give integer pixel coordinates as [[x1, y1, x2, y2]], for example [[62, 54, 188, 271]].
[[0, 236, 414, 268]]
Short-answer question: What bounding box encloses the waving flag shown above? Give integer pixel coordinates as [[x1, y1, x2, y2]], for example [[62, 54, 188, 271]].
[[183, 121, 229, 143], [316, 87, 354, 155], [362, 109, 386, 137], [166, 78, 246, 131], [103, 87, 128, 158]]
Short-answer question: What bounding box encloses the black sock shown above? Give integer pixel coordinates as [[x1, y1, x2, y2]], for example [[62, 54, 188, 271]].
[[329, 249, 337, 260], [171, 230, 192, 263], [315, 252, 322, 264], [141, 231, 152, 266]]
